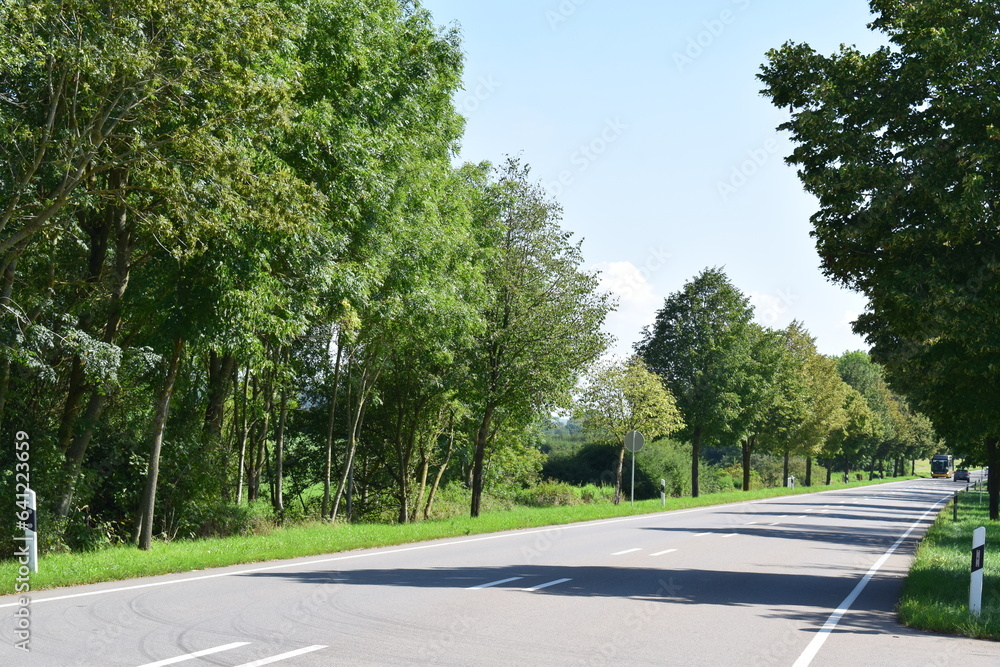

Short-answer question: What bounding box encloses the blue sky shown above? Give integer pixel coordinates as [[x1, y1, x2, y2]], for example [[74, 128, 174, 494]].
[[419, 0, 889, 358]]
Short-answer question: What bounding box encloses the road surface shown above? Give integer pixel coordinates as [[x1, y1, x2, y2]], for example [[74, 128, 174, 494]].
[[2, 476, 997, 666]]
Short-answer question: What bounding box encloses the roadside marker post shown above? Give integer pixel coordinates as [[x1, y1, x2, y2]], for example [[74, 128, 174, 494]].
[[24, 488, 38, 573], [624, 431, 645, 506], [970, 526, 986, 616], [660, 478, 666, 507]]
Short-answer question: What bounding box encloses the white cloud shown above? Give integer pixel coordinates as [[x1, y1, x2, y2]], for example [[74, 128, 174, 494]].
[[748, 289, 798, 328], [593, 260, 662, 359]]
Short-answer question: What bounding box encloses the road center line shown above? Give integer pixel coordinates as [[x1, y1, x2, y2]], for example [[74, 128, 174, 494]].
[[233, 645, 327, 667], [651, 549, 677, 556], [612, 548, 642, 556], [792, 499, 948, 667], [524, 578, 571, 592], [694, 532, 712, 537], [467, 577, 523, 590], [138, 642, 250, 667]]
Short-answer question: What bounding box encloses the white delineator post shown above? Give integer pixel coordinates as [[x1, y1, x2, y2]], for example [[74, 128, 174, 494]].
[[970, 526, 986, 616], [25, 488, 38, 573]]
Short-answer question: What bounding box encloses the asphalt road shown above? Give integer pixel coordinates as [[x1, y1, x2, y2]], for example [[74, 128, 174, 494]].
[[2, 476, 998, 666]]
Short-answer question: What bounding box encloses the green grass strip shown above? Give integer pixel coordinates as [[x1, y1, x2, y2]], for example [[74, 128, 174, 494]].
[[1, 476, 916, 595], [899, 486, 1000, 640]]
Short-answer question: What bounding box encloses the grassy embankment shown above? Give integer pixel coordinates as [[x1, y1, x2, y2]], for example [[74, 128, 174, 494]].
[[899, 481, 1000, 640], [0, 476, 918, 595]]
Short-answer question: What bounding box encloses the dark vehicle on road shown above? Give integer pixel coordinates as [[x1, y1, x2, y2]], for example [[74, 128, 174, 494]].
[[954, 469, 970, 482]]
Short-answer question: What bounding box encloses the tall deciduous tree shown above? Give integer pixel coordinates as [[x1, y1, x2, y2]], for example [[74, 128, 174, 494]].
[[730, 324, 806, 492], [782, 323, 848, 486], [578, 357, 684, 504], [465, 157, 611, 517], [637, 267, 754, 497], [760, 0, 999, 517]]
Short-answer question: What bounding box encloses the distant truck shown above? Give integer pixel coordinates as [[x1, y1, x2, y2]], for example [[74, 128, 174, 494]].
[[930, 454, 954, 478]]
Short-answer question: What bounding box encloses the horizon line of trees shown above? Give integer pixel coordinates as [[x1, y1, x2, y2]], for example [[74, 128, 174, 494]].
[[571, 268, 940, 502]]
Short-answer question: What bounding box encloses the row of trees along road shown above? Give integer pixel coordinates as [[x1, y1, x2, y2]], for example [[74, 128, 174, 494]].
[[631, 268, 937, 498], [0, 0, 611, 552], [760, 0, 1000, 519]]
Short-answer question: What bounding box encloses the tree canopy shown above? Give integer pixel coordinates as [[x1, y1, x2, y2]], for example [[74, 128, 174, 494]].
[[759, 0, 999, 516]]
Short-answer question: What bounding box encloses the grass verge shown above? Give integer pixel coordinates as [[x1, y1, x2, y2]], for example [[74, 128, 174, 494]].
[[899, 486, 1000, 640], [1, 476, 916, 596]]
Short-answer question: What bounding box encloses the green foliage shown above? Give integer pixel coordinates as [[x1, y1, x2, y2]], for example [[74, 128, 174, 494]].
[[636, 267, 755, 496], [760, 0, 1000, 516], [515, 481, 583, 508], [577, 355, 684, 502]]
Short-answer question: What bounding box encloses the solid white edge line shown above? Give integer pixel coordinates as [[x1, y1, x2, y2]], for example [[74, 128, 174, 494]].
[[137, 642, 250, 667], [467, 577, 522, 590], [612, 548, 642, 556], [651, 549, 677, 556], [524, 578, 571, 592], [791, 498, 948, 667], [0, 477, 939, 609], [232, 645, 326, 667]]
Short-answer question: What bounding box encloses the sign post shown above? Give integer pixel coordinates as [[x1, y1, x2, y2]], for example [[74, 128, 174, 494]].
[[970, 526, 986, 616], [624, 431, 645, 505]]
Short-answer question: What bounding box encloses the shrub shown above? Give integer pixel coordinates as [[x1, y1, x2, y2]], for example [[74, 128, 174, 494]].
[[177, 499, 276, 539], [515, 480, 582, 507], [579, 483, 616, 504]]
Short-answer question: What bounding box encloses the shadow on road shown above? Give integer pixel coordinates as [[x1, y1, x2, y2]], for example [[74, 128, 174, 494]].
[[238, 561, 913, 637]]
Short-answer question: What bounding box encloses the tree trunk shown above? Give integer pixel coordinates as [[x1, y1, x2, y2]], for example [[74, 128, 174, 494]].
[[424, 413, 456, 521], [825, 465, 832, 485], [273, 385, 288, 517], [0, 242, 25, 433], [614, 442, 626, 505], [691, 425, 701, 498], [783, 450, 790, 487], [471, 403, 496, 517], [805, 456, 812, 486], [321, 330, 344, 519], [203, 351, 236, 445], [235, 367, 251, 504], [741, 438, 752, 491], [137, 337, 184, 550], [55, 357, 88, 455], [57, 207, 133, 516], [331, 357, 380, 522], [986, 436, 998, 521]]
